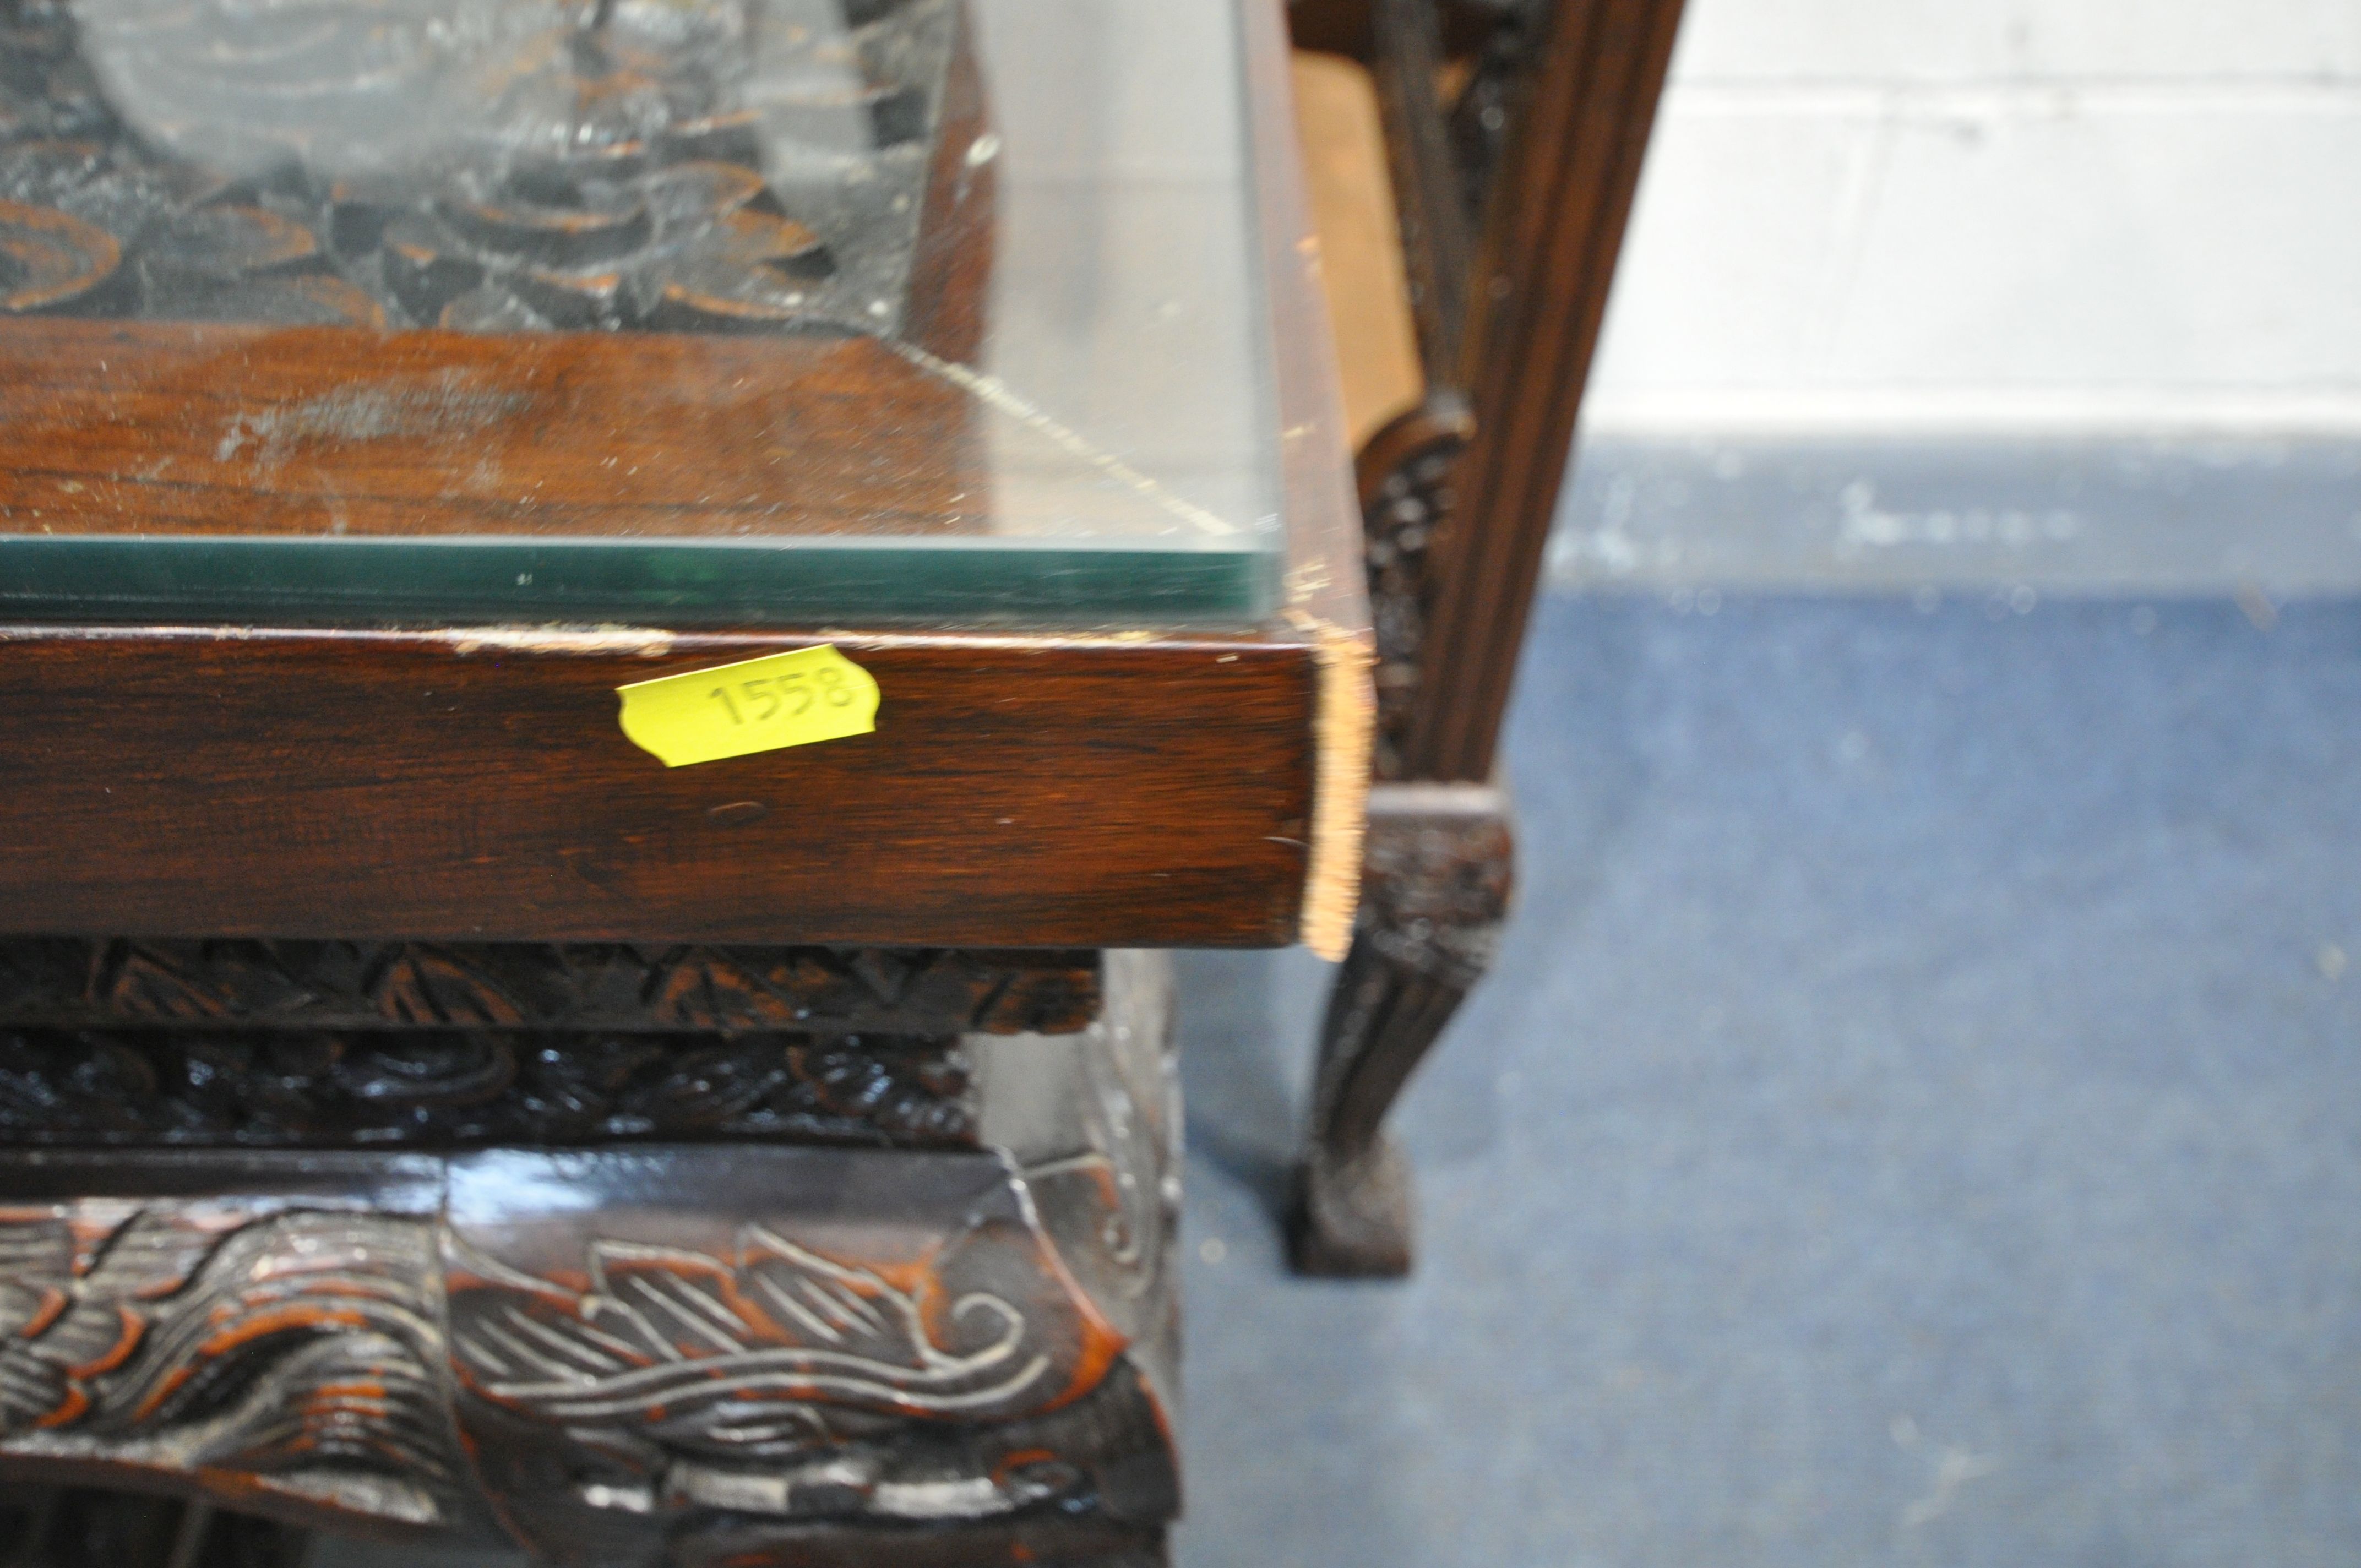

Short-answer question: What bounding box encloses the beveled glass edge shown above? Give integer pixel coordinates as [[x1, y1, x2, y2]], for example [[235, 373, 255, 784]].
[[0, 534, 1275, 626]]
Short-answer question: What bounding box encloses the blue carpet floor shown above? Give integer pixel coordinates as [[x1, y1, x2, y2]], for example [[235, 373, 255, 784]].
[[1174, 591, 2361, 1567], [311, 590, 2361, 1567]]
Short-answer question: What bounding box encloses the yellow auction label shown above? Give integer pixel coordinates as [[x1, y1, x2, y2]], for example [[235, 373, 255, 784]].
[[617, 645, 880, 767]]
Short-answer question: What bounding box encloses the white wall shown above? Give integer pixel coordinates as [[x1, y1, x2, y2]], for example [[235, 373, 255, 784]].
[[1584, 0, 2361, 435]]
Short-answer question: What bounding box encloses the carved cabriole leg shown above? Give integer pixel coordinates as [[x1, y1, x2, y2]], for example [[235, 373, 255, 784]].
[[1291, 783, 1511, 1276]]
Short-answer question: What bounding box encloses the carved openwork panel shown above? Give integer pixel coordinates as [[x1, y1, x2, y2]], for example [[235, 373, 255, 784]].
[[0, 0, 977, 337]]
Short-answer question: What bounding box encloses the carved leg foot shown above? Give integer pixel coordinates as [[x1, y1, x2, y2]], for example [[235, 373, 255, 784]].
[[1288, 783, 1511, 1278], [1292, 1133, 1415, 1276]]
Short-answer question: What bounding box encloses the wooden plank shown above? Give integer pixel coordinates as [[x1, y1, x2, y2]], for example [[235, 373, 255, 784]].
[[0, 626, 1316, 948], [0, 322, 972, 541]]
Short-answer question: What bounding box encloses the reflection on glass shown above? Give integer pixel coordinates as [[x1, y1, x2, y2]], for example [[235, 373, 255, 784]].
[[0, 0, 1281, 623]]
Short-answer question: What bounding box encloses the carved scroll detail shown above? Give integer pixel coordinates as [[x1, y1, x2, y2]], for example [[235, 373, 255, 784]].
[[441, 1145, 1154, 1561], [449, 1223, 1059, 1433], [0, 1199, 464, 1529], [0, 1139, 1178, 1557]]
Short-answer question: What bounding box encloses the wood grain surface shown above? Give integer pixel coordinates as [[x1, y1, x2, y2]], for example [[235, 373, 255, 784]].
[[0, 626, 1317, 947], [0, 322, 977, 540]]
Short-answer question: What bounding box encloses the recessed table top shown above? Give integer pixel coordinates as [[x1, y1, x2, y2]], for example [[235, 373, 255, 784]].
[[0, 0, 1370, 955], [0, 0, 1285, 624]]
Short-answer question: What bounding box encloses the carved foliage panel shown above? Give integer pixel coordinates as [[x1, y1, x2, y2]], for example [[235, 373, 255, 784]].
[[442, 1147, 1139, 1561], [0, 1134, 1177, 1564], [0, 1027, 973, 1148], [0, 938, 1100, 1039], [0, 1185, 466, 1534]]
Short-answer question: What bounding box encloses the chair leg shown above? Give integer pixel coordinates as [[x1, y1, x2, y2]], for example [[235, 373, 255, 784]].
[[1290, 783, 1511, 1276]]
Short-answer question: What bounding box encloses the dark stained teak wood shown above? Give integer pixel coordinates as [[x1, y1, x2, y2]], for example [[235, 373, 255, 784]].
[[1289, 0, 1686, 1274], [1413, 0, 1690, 782], [0, 0, 1375, 956], [1294, 783, 1508, 1274], [0, 2, 1364, 1561], [0, 0, 1008, 571], [0, 625, 1330, 950], [0, 955, 1182, 1567], [0, 323, 981, 541], [0, 940, 1101, 1039]]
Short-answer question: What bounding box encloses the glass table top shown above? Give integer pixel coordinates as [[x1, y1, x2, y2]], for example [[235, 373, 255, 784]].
[[0, 0, 1284, 623]]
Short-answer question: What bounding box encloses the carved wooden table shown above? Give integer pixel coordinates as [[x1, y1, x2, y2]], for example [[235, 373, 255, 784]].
[[0, 1, 1370, 1562]]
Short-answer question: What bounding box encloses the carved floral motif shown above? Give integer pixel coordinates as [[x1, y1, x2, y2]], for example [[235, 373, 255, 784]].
[[0, 938, 1100, 1038], [0, 1027, 973, 1147]]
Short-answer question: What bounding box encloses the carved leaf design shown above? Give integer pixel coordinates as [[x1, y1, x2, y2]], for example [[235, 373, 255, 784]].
[[643, 949, 794, 1031], [367, 948, 527, 1028], [452, 1223, 1052, 1436], [744, 1234, 897, 1335], [0, 1201, 458, 1513], [0, 939, 1098, 1038], [96, 944, 246, 1022]]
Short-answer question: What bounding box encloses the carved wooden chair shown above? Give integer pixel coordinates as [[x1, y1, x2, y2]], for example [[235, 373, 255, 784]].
[[1287, 0, 1687, 1273]]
